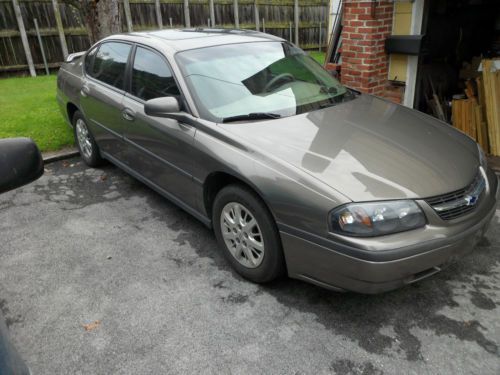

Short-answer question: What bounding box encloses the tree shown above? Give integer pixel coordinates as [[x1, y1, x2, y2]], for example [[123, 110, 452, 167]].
[[67, 0, 122, 44]]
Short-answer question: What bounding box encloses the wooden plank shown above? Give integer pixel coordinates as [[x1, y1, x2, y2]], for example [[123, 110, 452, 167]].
[[456, 100, 462, 132], [457, 100, 463, 132], [34, 18, 49, 75], [0, 0, 331, 4], [12, 0, 35, 76], [254, 0, 259, 31], [155, 0, 163, 28], [294, 0, 299, 45], [464, 79, 475, 99], [483, 60, 500, 155], [471, 100, 477, 140], [51, 0, 68, 59], [0, 27, 88, 38], [184, 0, 190, 27], [494, 68, 500, 155], [233, 0, 239, 28], [461, 100, 467, 134], [433, 94, 445, 122], [123, 0, 133, 32], [0, 61, 61, 72], [475, 105, 486, 151], [210, 0, 215, 27]]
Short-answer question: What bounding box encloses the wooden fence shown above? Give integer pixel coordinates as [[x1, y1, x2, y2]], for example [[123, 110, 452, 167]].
[[0, 0, 329, 76]]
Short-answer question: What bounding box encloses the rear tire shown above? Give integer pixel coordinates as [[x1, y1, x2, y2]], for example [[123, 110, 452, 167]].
[[213, 184, 286, 283], [73, 111, 103, 167]]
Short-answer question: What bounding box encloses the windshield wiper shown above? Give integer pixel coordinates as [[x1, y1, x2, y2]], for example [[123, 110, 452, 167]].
[[319, 85, 338, 95], [221, 112, 282, 123]]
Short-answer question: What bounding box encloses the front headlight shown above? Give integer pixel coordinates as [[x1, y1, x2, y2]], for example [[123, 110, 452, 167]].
[[329, 200, 426, 237], [478, 143, 488, 169]]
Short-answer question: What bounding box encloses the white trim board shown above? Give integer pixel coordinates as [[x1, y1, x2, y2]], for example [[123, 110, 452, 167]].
[[403, 0, 425, 108]]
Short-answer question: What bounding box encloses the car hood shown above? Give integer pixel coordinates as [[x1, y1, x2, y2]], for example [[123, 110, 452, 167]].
[[218, 95, 479, 201]]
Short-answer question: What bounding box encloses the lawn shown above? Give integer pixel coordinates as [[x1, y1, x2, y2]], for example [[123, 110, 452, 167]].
[[309, 51, 326, 64], [0, 75, 74, 152]]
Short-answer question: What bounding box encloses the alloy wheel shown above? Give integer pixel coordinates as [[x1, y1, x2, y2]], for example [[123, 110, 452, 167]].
[[75, 118, 93, 160], [220, 202, 265, 268]]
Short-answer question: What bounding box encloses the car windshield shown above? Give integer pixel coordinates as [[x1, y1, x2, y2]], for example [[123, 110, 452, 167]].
[[176, 41, 352, 122]]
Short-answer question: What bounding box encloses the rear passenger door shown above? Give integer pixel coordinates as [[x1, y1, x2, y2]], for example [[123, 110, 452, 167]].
[[121, 45, 198, 208], [81, 41, 132, 159]]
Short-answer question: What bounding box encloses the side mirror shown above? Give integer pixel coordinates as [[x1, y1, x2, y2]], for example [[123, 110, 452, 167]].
[[144, 97, 180, 117], [0, 138, 44, 194], [328, 69, 339, 79]]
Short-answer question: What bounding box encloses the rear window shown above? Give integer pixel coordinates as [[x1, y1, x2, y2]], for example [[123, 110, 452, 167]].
[[89, 42, 131, 89]]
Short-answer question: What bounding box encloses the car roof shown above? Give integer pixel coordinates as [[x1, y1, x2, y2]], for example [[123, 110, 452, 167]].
[[108, 28, 284, 52]]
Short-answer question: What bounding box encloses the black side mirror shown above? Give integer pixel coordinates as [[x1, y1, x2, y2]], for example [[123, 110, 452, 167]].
[[144, 97, 200, 127], [0, 138, 44, 194], [144, 97, 181, 117]]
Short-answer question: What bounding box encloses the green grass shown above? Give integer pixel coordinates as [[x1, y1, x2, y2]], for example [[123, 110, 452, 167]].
[[309, 51, 326, 65], [0, 75, 74, 152]]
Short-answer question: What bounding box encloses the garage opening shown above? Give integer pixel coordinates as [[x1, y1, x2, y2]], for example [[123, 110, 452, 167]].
[[415, 0, 500, 154]]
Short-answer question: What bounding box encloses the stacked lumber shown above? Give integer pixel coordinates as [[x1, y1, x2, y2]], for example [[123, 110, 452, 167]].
[[481, 59, 500, 155], [451, 97, 488, 152], [452, 58, 500, 155]]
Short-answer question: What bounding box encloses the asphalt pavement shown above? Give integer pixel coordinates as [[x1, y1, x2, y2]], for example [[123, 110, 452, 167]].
[[0, 158, 499, 375]]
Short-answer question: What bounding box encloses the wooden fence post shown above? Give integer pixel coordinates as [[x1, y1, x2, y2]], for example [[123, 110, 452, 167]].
[[184, 0, 190, 27], [34, 18, 49, 75], [209, 0, 215, 27], [254, 1, 259, 31], [318, 21, 322, 52], [123, 0, 133, 32], [12, 0, 35, 76], [294, 0, 299, 46], [51, 0, 68, 60], [155, 0, 163, 28], [233, 0, 239, 29]]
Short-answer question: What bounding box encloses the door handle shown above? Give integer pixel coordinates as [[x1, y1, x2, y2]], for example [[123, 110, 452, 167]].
[[122, 109, 135, 121], [80, 85, 90, 98]]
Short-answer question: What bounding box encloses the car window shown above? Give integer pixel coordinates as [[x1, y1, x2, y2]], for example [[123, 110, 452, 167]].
[[90, 42, 131, 89], [131, 46, 180, 101], [84, 46, 98, 74]]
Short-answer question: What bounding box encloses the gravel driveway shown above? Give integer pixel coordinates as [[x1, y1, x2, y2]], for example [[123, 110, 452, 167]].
[[0, 158, 499, 375]]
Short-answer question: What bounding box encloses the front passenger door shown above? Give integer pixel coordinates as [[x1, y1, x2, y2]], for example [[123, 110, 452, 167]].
[[121, 46, 198, 208]]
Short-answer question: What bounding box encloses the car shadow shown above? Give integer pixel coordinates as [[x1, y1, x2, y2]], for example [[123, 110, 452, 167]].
[[141, 168, 500, 362], [59, 159, 500, 363]]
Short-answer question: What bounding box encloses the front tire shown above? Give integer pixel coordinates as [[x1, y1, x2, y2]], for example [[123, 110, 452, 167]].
[[73, 111, 102, 167], [213, 184, 286, 283]]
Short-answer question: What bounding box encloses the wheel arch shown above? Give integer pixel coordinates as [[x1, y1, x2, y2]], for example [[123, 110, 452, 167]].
[[203, 170, 277, 225], [66, 102, 80, 126]]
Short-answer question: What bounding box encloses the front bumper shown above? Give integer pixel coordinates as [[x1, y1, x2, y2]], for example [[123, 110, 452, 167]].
[[281, 169, 498, 294]]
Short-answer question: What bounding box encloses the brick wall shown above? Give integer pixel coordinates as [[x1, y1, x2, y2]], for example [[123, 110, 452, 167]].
[[341, 0, 401, 102]]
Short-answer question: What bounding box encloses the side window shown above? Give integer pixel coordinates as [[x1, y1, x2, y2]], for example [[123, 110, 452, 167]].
[[131, 46, 180, 101], [84, 46, 98, 74], [90, 42, 131, 89]]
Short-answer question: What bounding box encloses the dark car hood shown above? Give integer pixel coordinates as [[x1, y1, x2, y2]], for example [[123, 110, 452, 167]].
[[219, 95, 479, 201]]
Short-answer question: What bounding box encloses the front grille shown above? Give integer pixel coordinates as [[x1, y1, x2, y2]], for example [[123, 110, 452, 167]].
[[425, 172, 485, 220]]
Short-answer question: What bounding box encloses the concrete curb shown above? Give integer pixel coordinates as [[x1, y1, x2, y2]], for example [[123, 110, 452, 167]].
[[43, 149, 80, 164]]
